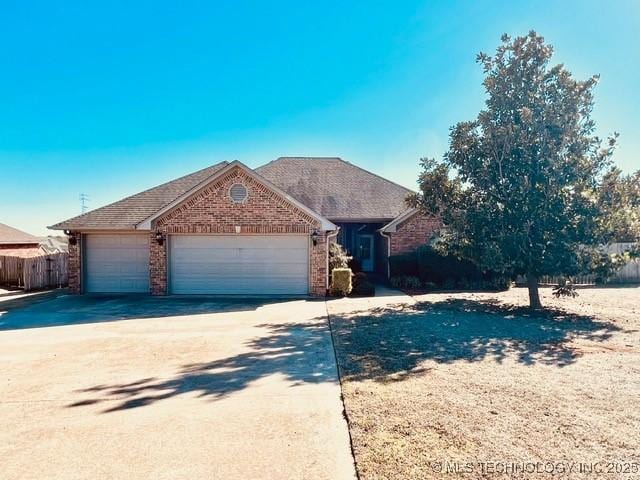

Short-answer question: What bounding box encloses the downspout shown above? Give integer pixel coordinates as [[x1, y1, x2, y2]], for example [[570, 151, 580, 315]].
[[326, 227, 341, 291], [379, 229, 391, 278]]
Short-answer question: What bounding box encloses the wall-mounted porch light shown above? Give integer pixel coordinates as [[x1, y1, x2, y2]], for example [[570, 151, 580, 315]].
[[311, 229, 320, 246], [155, 232, 165, 246], [64, 230, 77, 246]]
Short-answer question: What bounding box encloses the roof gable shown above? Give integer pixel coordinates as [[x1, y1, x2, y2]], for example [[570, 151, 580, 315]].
[[256, 157, 413, 221], [380, 208, 419, 232], [140, 161, 336, 230], [50, 162, 229, 231]]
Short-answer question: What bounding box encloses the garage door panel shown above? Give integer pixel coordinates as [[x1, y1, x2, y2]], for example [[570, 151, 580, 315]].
[[171, 263, 308, 277], [173, 281, 303, 295], [85, 234, 150, 293], [171, 235, 307, 250], [171, 249, 238, 263], [172, 250, 307, 265], [240, 249, 306, 261], [94, 278, 148, 291], [172, 256, 309, 269], [89, 250, 148, 262], [169, 235, 309, 295], [234, 263, 308, 276], [88, 235, 148, 248], [119, 236, 149, 247], [173, 265, 309, 276]]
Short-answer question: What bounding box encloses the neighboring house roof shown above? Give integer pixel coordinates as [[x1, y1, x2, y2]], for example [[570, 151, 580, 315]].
[[138, 161, 336, 231], [0, 223, 40, 245], [50, 162, 230, 230], [256, 157, 413, 221], [39, 236, 69, 254]]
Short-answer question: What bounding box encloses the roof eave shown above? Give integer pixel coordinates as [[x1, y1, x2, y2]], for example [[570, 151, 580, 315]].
[[0, 241, 40, 246], [328, 217, 399, 224], [47, 224, 142, 232]]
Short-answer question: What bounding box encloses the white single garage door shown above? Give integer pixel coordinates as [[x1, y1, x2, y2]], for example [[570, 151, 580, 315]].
[[169, 235, 309, 295], [85, 234, 150, 293]]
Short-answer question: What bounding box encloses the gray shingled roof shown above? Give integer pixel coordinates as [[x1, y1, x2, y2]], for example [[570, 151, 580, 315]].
[[51, 157, 413, 231], [256, 157, 413, 221], [0, 223, 40, 244], [50, 162, 229, 230]]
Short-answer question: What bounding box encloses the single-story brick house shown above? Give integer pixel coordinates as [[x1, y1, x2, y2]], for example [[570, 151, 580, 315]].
[[51, 157, 439, 295]]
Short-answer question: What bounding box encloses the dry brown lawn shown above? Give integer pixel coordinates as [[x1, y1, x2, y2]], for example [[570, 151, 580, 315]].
[[329, 286, 640, 480]]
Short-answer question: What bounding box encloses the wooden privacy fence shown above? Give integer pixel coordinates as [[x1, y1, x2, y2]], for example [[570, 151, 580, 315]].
[[605, 242, 640, 283], [517, 243, 640, 286], [0, 253, 68, 291], [0, 255, 23, 287], [538, 274, 597, 286]]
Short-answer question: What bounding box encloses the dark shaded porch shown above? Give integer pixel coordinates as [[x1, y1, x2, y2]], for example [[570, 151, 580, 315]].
[[335, 222, 387, 275]]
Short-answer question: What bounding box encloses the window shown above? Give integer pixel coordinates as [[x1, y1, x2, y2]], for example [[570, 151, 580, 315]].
[[229, 183, 248, 203]]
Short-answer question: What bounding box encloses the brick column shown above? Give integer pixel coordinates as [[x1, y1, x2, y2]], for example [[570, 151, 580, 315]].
[[310, 231, 328, 296], [67, 233, 82, 293], [149, 231, 167, 295]]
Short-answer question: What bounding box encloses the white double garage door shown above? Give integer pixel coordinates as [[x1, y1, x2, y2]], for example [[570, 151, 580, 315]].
[[84, 234, 309, 295]]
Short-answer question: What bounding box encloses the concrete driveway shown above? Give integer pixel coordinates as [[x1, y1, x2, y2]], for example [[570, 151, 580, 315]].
[[0, 295, 356, 480]]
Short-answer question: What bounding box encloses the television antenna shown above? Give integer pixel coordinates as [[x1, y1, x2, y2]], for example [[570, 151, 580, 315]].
[[79, 193, 90, 213]]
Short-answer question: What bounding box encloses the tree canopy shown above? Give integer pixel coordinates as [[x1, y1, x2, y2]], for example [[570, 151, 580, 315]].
[[408, 31, 635, 308]]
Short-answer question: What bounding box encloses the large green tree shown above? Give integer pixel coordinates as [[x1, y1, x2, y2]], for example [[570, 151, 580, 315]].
[[409, 31, 627, 309]]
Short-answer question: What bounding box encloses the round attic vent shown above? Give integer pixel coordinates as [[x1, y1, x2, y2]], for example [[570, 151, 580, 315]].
[[229, 183, 248, 203]]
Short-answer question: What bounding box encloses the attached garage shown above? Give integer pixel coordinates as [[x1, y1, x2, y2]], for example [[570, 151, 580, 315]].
[[54, 161, 337, 296], [84, 234, 150, 293], [169, 235, 309, 295]]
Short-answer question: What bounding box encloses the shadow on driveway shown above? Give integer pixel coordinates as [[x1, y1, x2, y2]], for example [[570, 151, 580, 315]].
[[67, 318, 337, 413], [0, 294, 304, 331]]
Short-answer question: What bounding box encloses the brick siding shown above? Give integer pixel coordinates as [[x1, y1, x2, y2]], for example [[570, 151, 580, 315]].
[[388, 213, 441, 256]]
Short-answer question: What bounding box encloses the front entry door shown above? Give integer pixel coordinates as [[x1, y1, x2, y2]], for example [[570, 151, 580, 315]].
[[356, 234, 374, 272]]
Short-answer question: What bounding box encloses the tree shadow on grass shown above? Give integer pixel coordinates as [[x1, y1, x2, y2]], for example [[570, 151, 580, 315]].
[[66, 298, 626, 413], [328, 298, 625, 382], [67, 319, 337, 413]]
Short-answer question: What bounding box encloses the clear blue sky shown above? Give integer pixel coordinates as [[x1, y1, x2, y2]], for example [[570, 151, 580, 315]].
[[1, 0, 638, 235]]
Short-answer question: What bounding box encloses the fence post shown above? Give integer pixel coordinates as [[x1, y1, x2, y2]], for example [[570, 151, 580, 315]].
[[46, 256, 52, 288], [17, 258, 24, 287]]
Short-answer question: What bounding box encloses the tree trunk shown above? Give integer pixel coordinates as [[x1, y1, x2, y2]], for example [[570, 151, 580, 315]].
[[526, 272, 542, 309]]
